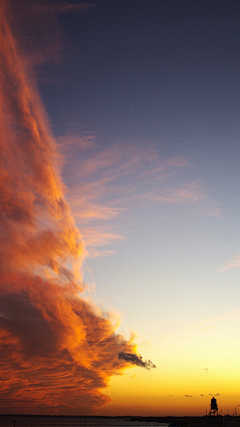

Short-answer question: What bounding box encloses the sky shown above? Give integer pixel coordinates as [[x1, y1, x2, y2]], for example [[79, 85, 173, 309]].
[[1, 0, 240, 417]]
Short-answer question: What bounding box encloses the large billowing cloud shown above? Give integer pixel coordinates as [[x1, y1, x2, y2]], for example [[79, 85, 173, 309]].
[[0, 1, 153, 415]]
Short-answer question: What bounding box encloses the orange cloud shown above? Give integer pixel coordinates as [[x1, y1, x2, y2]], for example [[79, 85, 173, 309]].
[[0, 2, 148, 415], [0, 272, 136, 414]]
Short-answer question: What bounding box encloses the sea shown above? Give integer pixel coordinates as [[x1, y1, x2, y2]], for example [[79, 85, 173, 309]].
[[0, 417, 169, 427]]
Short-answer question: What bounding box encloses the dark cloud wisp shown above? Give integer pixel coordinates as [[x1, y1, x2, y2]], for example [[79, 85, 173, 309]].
[[118, 352, 156, 371]]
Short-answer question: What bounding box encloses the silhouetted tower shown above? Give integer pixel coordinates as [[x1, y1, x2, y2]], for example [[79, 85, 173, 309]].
[[209, 397, 218, 416]]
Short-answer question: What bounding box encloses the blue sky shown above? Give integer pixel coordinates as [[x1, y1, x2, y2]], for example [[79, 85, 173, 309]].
[[36, 2, 240, 413], [40, 0, 240, 397], [37, 1, 240, 309]]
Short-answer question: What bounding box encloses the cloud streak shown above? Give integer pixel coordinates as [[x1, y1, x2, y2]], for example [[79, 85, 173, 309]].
[[33, 2, 96, 14], [219, 253, 240, 271], [118, 352, 156, 371]]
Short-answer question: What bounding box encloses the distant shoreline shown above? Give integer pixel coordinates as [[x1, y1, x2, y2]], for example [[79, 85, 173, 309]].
[[2, 414, 240, 427]]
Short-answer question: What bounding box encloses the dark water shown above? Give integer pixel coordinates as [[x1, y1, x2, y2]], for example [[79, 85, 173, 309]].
[[0, 417, 169, 427]]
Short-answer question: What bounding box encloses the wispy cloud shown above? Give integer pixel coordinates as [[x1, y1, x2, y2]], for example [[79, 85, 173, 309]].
[[155, 182, 205, 205], [82, 227, 125, 258], [200, 207, 221, 218], [60, 135, 208, 256], [33, 2, 96, 14], [218, 253, 240, 271]]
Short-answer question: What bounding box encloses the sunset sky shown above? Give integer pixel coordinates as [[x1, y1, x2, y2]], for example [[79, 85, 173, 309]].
[[1, 0, 240, 417]]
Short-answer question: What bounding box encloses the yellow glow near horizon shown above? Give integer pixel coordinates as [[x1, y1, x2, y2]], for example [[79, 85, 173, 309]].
[[98, 313, 240, 417]]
